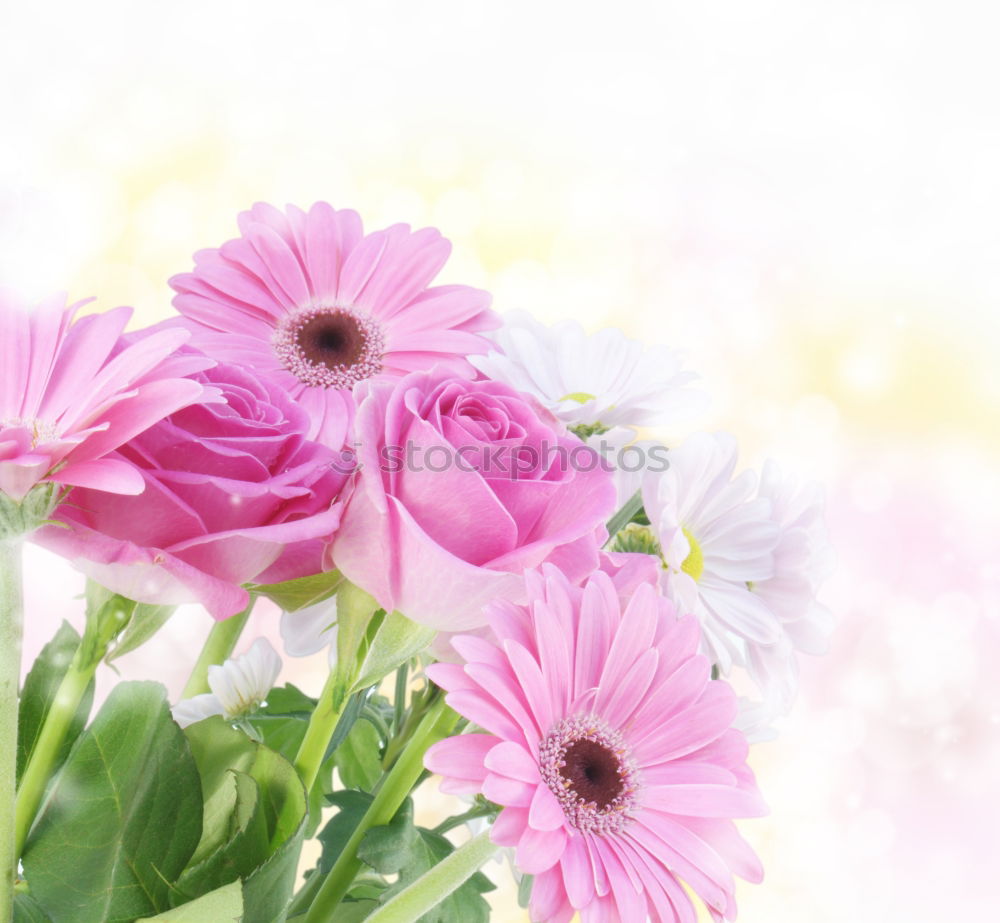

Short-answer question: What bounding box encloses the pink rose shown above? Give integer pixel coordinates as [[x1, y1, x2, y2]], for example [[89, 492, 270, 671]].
[[37, 359, 352, 618], [329, 369, 617, 630]]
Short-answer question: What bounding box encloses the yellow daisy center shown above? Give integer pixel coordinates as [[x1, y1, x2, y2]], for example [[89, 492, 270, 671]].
[[680, 526, 705, 582]]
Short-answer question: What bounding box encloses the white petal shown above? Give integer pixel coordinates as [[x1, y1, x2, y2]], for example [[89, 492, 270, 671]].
[[207, 637, 282, 719], [172, 693, 225, 728], [471, 311, 706, 429]]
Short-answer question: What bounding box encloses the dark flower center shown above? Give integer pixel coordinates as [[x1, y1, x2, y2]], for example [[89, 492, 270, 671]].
[[296, 312, 366, 368], [539, 714, 638, 835], [559, 738, 626, 809], [273, 305, 385, 390]]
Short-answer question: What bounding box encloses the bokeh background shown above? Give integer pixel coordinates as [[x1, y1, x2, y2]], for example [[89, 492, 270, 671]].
[[4, 1, 999, 920]]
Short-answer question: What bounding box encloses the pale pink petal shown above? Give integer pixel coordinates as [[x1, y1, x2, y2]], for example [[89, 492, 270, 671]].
[[53, 457, 145, 494], [424, 734, 496, 782], [515, 825, 568, 874], [528, 783, 565, 832], [483, 740, 541, 784], [481, 773, 535, 808], [490, 806, 530, 847]]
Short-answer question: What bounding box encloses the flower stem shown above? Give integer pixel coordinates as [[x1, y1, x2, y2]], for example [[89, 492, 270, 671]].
[[293, 668, 350, 794], [604, 488, 644, 540], [303, 695, 459, 923], [0, 539, 24, 920], [13, 640, 94, 857], [180, 600, 253, 698], [431, 801, 497, 836], [292, 583, 379, 794], [381, 683, 439, 770], [365, 829, 498, 923]]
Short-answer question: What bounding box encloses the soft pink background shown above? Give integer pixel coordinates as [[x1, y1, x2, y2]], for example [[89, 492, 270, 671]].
[[5, 2, 998, 919]]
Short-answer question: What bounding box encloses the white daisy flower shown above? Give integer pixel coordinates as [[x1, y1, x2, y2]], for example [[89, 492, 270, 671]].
[[279, 596, 337, 664], [642, 431, 781, 675], [470, 311, 707, 431], [746, 460, 835, 709], [172, 637, 282, 728]]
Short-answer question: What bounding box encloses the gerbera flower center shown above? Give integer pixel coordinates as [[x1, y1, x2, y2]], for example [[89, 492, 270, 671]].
[[681, 525, 705, 581], [272, 305, 385, 390], [540, 715, 638, 835]]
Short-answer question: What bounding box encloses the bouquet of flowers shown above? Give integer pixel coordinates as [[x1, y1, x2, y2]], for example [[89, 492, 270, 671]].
[[0, 201, 832, 923]]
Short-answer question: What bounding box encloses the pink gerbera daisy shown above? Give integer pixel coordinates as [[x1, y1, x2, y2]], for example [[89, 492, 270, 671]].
[[169, 201, 498, 446], [0, 291, 205, 506], [426, 566, 767, 923]]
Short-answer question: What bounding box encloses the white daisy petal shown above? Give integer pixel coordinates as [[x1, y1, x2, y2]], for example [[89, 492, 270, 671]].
[[642, 432, 781, 679], [205, 637, 282, 720], [471, 311, 707, 430], [172, 693, 225, 729]]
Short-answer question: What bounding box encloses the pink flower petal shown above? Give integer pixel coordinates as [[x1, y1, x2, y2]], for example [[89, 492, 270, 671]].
[[528, 783, 565, 832], [515, 825, 568, 874], [490, 806, 530, 847], [483, 740, 541, 784], [424, 734, 496, 781], [481, 772, 535, 808]]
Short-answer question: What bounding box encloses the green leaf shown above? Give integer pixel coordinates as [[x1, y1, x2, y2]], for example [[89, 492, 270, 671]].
[[16, 620, 94, 784], [183, 717, 307, 851], [317, 790, 375, 874], [359, 800, 494, 923], [263, 683, 316, 714], [334, 719, 383, 792], [352, 611, 435, 693], [249, 569, 344, 612], [247, 684, 315, 762], [182, 718, 308, 922], [356, 799, 418, 874], [13, 893, 52, 923], [172, 771, 269, 903], [106, 602, 176, 663], [22, 682, 203, 922], [137, 881, 243, 921], [193, 768, 260, 865], [240, 819, 307, 923]]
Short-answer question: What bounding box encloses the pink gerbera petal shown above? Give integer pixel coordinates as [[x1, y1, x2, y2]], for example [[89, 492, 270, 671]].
[[0, 291, 204, 506], [426, 565, 767, 923], [169, 201, 499, 446]]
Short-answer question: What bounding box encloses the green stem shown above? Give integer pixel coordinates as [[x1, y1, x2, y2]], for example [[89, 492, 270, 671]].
[[304, 695, 458, 923], [381, 683, 439, 770], [180, 601, 253, 698], [432, 802, 496, 836], [293, 668, 350, 794], [391, 662, 408, 735], [13, 639, 95, 856], [365, 829, 498, 923], [0, 539, 24, 919]]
